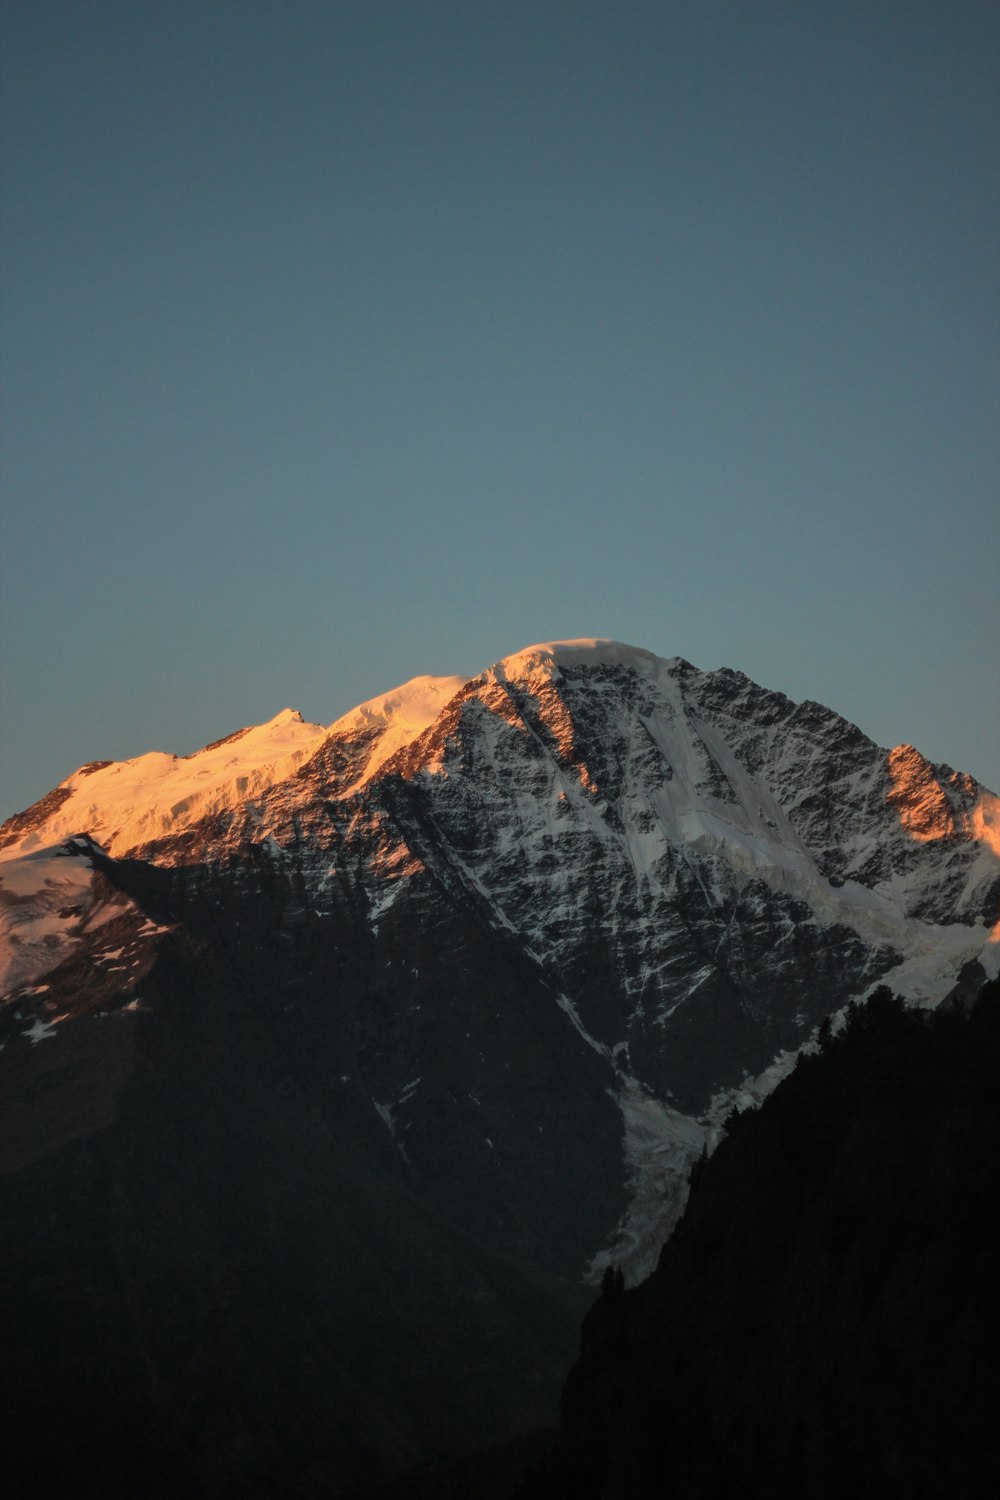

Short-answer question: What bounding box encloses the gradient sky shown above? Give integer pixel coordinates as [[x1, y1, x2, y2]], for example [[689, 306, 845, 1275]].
[[2, 0, 998, 819]]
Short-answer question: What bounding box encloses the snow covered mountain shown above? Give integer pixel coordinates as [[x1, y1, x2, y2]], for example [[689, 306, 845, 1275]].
[[2, 640, 997, 1495]]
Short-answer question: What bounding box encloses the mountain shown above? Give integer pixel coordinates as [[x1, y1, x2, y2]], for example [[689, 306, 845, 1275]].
[[1, 640, 997, 1496]]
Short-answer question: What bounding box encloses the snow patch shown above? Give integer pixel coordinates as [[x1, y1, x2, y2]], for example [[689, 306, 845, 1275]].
[[587, 1075, 707, 1286], [24, 1015, 59, 1045], [555, 993, 613, 1063], [982, 922, 1000, 981], [0, 841, 102, 994]]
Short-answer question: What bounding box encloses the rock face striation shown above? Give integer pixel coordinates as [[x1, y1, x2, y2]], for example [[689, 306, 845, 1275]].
[[1, 640, 997, 1496]]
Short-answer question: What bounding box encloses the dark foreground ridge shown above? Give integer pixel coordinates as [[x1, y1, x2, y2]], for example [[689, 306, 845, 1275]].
[[518, 980, 1000, 1500]]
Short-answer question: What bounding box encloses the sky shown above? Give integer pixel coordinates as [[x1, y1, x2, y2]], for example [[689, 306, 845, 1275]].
[[2, 0, 998, 819]]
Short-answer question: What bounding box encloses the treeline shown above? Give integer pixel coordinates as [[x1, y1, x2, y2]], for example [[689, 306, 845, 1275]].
[[518, 978, 1000, 1499]]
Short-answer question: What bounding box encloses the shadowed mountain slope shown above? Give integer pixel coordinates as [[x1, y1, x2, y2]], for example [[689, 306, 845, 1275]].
[[525, 980, 1000, 1500]]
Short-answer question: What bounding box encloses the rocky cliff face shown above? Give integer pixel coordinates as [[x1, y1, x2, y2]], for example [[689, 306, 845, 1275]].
[[1, 640, 997, 1495]]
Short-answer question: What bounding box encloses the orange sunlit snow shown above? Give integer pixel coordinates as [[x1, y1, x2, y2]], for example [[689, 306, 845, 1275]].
[[970, 796, 1000, 860]]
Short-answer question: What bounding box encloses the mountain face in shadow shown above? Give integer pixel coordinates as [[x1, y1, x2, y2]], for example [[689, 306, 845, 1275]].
[[526, 980, 1000, 1500]]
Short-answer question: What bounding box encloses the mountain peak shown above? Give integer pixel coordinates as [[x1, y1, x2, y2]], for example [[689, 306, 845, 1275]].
[[483, 641, 697, 706], [491, 638, 677, 678]]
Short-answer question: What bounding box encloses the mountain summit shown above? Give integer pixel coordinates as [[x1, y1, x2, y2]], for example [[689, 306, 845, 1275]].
[[2, 641, 998, 1495]]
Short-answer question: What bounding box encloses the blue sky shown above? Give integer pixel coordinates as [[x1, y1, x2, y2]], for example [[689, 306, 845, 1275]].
[[2, 0, 998, 818]]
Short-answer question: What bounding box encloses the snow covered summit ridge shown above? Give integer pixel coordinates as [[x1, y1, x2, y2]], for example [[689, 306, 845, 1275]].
[[487, 638, 680, 684], [328, 673, 470, 793], [0, 672, 473, 859], [0, 706, 331, 858], [2, 640, 996, 875], [0, 645, 655, 858]]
